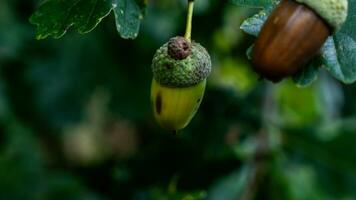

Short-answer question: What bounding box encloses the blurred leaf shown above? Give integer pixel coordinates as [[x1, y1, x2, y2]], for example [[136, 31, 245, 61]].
[[283, 128, 356, 198], [45, 173, 103, 200], [208, 164, 252, 200], [30, 0, 145, 39], [275, 81, 321, 127], [232, 137, 258, 160], [316, 73, 344, 139], [240, 10, 268, 37], [145, 187, 206, 200], [320, 0, 356, 83], [0, 85, 10, 121], [30, 0, 112, 39], [268, 157, 328, 200], [321, 34, 356, 84], [213, 6, 250, 52], [0, 122, 103, 200], [0, 1, 33, 57], [113, 0, 144, 39], [283, 165, 326, 200], [316, 118, 356, 141], [292, 58, 321, 87], [246, 45, 253, 60], [230, 0, 277, 8], [211, 58, 257, 96]]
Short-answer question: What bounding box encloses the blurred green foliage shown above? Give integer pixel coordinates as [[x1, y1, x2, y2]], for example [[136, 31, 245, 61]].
[[1, 0, 356, 199]]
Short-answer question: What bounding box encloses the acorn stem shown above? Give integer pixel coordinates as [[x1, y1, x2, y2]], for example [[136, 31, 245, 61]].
[[184, 0, 194, 42]]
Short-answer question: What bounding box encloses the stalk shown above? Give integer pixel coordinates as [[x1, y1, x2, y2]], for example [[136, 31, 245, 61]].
[[184, 0, 194, 42]]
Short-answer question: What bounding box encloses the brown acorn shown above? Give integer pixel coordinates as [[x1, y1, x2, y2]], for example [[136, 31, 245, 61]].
[[252, 0, 348, 82]]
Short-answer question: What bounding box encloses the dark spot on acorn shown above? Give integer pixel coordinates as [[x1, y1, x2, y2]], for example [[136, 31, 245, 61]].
[[156, 92, 162, 115], [168, 36, 192, 60], [194, 98, 202, 111], [252, 0, 331, 82]]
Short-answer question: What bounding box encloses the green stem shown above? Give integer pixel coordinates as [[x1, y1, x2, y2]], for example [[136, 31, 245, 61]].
[[184, 0, 194, 42]]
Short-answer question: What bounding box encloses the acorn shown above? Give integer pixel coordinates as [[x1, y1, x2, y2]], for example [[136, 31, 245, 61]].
[[151, 36, 211, 131], [252, 0, 348, 82]]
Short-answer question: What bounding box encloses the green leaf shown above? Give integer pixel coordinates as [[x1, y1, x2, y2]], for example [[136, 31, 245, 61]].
[[240, 10, 268, 37], [112, 0, 143, 39], [30, 0, 112, 40], [246, 45, 254, 60], [292, 58, 321, 87], [30, 0, 146, 40], [208, 164, 253, 200], [230, 0, 277, 8], [339, 0, 356, 41], [321, 34, 356, 84]]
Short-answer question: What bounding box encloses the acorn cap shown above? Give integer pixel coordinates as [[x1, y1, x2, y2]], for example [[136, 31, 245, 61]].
[[295, 0, 348, 31], [152, 37, 211, 87]]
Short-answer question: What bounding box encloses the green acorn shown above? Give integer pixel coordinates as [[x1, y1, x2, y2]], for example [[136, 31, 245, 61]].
[[151, 36, 211, 131]]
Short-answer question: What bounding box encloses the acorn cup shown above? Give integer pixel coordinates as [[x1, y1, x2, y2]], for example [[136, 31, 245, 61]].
[[252, 0, 348, 82], [151, 36, 211, 131]]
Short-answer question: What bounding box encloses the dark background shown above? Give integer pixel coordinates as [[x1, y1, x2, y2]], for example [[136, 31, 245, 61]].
[[1, 0, 356, 199]]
